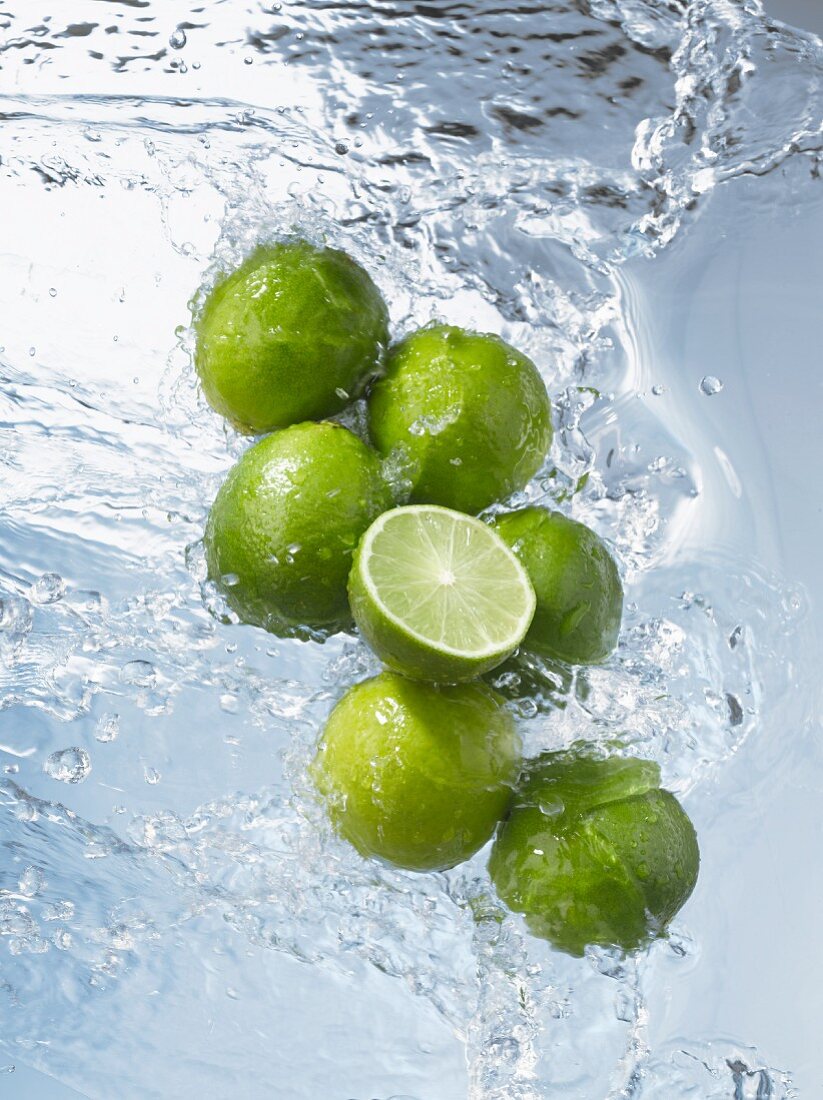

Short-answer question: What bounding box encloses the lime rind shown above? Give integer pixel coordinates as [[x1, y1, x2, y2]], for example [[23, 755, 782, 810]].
[[514, 750, 661, 823], [491, 507, 623, 665], [195, 240, 389, 434], [311, 672, 522, 872], [367, 324, 553, 514], [349, 505, 536, 682], [204, 421, 392, 638], [489, 751, 699, 956]]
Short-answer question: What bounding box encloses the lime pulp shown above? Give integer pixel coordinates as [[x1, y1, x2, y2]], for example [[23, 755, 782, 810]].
[[349, 504, 536, 682]]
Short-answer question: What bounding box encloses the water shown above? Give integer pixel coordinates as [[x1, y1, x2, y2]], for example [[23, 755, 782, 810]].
[[0, 1, 821, 1096]]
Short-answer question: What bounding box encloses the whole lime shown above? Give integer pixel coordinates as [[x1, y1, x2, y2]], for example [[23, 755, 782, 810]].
[[204, 422, 392, 637], [195, 240, 389, 434], [311, 672, 521, 872], [488, 751, 699, 956], [490, 507, 622, 664], [367, 324, 552, 514]]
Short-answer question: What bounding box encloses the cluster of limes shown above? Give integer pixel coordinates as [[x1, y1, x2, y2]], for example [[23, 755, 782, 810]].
[[195, 238, 699, 957]]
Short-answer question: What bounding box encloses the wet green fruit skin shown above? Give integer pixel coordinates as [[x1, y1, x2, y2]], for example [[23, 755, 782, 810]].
[[368, 324, 552, 514], [489, 752, 699, 956], [195, 240, 389, 434], [204, 422, 392, 638], [311, 672, 522, 872], [491, 507, 623, 664]]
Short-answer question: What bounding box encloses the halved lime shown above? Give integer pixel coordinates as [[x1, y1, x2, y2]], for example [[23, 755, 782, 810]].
[[348, 505, 536, 683]]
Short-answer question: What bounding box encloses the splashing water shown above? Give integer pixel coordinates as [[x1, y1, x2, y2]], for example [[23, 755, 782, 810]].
[[0, 1, 821, 1096]]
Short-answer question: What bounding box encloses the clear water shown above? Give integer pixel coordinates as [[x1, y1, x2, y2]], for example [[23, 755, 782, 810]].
[[0, 1, 821, 1096]]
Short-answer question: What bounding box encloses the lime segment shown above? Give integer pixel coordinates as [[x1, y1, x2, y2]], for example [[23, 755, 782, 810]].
[[349, 505, 536, 682]]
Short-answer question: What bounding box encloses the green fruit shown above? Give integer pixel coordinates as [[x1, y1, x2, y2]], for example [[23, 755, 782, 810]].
[[489, 751, 699, 956], [490, 507, 622, 664], [311, 672, 521, 872], [204, 422, 392, 638], [348, 504, 536, 683], [195, 240, 389, 434], [368, 324, 552, 514]]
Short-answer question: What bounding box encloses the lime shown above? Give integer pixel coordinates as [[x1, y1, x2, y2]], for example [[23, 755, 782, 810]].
[[490, 507, 622, 664], [488, 751, 699, 956], [367, 324, 552, 514], [195, 240, 389, 434], [348, 504, 536, 683], [311, 672, 521, 871], [204, 422, 392, 637]]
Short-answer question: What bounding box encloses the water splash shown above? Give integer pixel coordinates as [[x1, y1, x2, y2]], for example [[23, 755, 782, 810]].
[[0, 0, 820, 1096]]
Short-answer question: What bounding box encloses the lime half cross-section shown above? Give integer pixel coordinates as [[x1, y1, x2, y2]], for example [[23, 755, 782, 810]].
[[348, 505, 536, 683]]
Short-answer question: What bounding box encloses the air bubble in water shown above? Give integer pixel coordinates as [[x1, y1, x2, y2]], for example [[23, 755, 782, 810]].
[[700, 375, 724, 396], [220, 693, 239, 713], [144, 766, 161, 785], [516, 697, 538, 719], [120, 660, 157, 687], [30, 572, 65, 605], [95, 713, 120, 743], [18, 866, 44, 897], [42, 900, 75, 922], [44, 748, 91, 784], [0, 595, 33, 656], [727, 692, 744, 726]]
